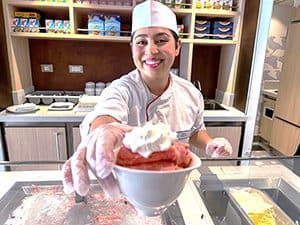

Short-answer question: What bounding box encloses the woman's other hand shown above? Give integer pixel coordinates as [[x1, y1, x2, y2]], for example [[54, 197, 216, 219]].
[[205, 137, 233, 157]]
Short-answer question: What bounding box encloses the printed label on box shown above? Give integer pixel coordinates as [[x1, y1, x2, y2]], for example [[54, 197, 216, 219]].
[[29, 18, 40, 33], [46, 19, 55, 33], [104, 15, 120, 36], [55, 20, 65, 34], [12, 18, 20, 32], [88, 14, 105, 35], [64, 20, 71, 34]]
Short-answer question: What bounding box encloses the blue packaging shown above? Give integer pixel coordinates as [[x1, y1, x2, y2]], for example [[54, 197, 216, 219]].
[[104, 15, 121, 36], [211, 21, 233, 39], [29, 18, 40, 33], [88, 14, 105, 35], [195, 20, 211, 29], [45, 19, 55, 33]]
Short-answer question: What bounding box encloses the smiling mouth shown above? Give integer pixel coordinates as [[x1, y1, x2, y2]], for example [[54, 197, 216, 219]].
[[144, 59, 162, 68]]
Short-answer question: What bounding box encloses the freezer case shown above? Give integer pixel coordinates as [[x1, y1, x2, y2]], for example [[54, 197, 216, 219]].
[[0, 181, 186, 225], [195, 177, 300, 225]]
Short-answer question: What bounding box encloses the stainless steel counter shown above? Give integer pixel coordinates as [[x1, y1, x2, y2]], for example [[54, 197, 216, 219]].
[[0, 157, 299, 225]]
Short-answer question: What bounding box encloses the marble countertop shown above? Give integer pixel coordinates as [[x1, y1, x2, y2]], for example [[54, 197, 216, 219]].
[[0, 105, 247, 123]]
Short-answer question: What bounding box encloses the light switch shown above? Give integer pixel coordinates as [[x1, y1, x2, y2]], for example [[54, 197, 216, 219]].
[[69, 65, 83, 73], [40, 64, 53, 72]]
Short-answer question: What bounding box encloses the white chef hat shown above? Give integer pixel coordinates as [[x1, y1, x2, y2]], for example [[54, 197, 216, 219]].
[[131, 0, 178, 35]]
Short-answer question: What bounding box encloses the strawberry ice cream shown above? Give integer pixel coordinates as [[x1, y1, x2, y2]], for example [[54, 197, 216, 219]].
[[116, 142, 192, 171]]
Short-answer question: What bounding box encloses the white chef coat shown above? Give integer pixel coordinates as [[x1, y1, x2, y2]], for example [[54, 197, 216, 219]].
[[80, 69, 206, 140]]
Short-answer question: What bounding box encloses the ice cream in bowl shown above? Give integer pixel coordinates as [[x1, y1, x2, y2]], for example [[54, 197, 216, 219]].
[[113, 122, 201, 216]]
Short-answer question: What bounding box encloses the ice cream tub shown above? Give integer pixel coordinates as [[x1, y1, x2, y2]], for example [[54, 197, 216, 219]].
[[228, 187, 295, 225]]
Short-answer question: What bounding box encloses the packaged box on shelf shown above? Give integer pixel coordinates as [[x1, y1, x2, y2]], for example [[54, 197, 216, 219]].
[[194, 20, 211, 39], [211, 21, 233, 31], [88, 14, 105, 35], [196, 0, 231, 10], [45, 19, 55, 33], [222, 0, 232, 10], [211, 20, 233, 33], [212, 0, 222, 9], [194, 26, 210, 34], [55, 20, 65, 33], [177, 24, 184, 38], [29, 18, 40, 32], [194, 33, 210, 39], [104, 15, 120, 36], [14, 12, 41, 20], [211, 21, 233, 39], [12, 18, 22, 32], [195, 20, 211, 28], [211, 34, 232, 40], [203, 0, 213, 9], [64, 20, 71, 34], [23, 18, 40, 33], [11, 18, 19, 32], [16, 18, 27, 32]]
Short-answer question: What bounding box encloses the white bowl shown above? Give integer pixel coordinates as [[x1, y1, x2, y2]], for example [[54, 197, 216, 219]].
[[113, 152, 201, 217]]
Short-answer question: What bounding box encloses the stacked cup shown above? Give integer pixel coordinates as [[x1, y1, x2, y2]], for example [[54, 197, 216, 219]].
[[85, 81, 95, 96], [96, 82, 106, 96]]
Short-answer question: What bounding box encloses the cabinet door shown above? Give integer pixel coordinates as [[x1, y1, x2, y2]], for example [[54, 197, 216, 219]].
[[270, 118, 300, 156], [72, 127, 81, 154], [206, 126, 242, 157], [274, 23, 300, 125], [5, 127, 67, 171]]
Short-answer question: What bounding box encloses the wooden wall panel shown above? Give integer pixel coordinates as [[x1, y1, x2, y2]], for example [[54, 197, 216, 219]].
[[29, 39, 180, 91], [29, 40, 135, 91], [191, 45, 220, 99], [233, 0, 260, 111], [0, 0, 13, 110]]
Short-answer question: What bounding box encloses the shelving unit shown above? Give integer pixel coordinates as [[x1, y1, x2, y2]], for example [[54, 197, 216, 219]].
[[2, 0, 245, 105]]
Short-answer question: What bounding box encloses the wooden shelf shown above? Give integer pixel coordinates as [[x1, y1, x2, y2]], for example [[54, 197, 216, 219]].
[[172, 8, 194, 15], [10, 32, 131, 42], [195, 9, 238, 18], [72, 3, 133, 12], [7, 0, 69, 8], [193, 38, 237, 45], [9, 32, 236, 45]]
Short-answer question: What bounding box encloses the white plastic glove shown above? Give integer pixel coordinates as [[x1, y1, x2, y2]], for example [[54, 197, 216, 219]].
[[62, 122, 132, 198], [205, 137, 233, 157]]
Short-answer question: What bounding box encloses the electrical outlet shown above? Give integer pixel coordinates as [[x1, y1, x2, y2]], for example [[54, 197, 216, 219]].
[[69, 65, 83, 73], [40, 64, 53, 72]]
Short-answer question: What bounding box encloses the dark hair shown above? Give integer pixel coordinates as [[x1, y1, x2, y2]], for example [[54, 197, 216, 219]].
[[130, 29, 179, 48]]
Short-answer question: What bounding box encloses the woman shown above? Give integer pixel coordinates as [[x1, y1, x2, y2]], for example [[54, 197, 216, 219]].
[[62, 0, 232, 197]]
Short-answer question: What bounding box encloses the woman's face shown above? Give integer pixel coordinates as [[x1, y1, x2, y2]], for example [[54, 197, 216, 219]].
[[131, 27, 181, 81]]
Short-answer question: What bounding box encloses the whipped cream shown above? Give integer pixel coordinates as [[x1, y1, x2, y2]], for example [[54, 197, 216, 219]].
[[122, 122, 177, 158]]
